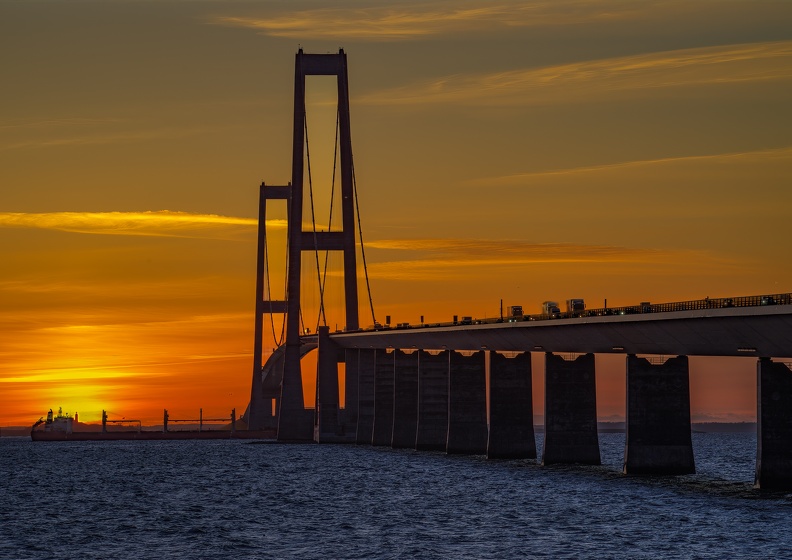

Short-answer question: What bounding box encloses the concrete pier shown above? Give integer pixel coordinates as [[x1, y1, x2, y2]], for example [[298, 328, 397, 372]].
[[276, 345, 315, 441], [391, 350, 420, 449], [315, 327, 342, 442], [447, 351, 488, 455], [756, 358, 792, 490], [246, 346, 284, 431], [415, 350, 449, 451], [355, 349, 376, 445], [488, 352, 536, 459], [542, 353, 600, 465], [342, 348, 360, 438], [624, 355, 695, 475], [372, 350, 395, 446]]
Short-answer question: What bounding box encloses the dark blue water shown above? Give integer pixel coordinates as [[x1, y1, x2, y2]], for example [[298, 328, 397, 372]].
[[2, 433, 791, 559]]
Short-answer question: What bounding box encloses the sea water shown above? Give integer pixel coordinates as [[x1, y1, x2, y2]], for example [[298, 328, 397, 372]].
[[2, 433, 791, 559]]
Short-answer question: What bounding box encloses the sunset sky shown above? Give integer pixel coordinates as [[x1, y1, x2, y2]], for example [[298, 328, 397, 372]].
[[2, 0, 791, 427]]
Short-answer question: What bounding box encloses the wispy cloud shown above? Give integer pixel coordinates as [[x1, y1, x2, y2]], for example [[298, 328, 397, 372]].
[[358, 40, 792, 106], [0, 117, 123, 130], [209, 1, 640, 41], [366, 238, 731, 280], [0, 126, 217, 152], [0, 367, 164, 384], [0, 211, 267, 240], [470, 146, 792, 186]]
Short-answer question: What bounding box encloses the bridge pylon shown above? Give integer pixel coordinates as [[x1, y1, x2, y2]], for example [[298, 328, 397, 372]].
[[247, 49, 360, 441]]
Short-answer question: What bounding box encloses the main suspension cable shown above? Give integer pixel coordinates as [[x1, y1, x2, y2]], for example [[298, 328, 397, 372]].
[[352, 158, 377, 326], [263, 220, 286, 347], [319, 111, 339, 305], [304, 114, 328, 332]]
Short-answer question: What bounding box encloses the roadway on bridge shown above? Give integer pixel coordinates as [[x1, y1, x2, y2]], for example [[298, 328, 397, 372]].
[[326, 305, 792, 357]]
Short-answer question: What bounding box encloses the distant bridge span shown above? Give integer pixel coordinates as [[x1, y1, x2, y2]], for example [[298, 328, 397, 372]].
[[326, 305, 792, 358]]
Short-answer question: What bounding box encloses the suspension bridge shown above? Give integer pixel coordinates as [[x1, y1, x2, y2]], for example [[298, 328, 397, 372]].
[[243, 49, 792, 490]]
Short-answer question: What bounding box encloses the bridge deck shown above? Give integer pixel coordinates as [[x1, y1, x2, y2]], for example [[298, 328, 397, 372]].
[[325, 305, 792, 357]]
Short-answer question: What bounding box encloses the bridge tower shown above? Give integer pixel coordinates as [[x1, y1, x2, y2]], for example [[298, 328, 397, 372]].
[[247, 49, 361, 440]]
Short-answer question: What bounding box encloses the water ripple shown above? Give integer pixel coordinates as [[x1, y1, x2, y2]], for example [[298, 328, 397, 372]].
[[1, 434, 791, 559]]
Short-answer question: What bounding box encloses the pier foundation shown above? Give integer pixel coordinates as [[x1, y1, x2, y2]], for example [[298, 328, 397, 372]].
[[447, 351, 488, 455], [372, 350, 395, 446], [355, 349, 376, 445], [624, 355, 694, 475], [342, 348, 360, 439], [415, 350, 449, 451], [315, 327, 344, 442], [488, 352, 536, 459], [392, 350, 419, 448], [756, 358, 792, 490], [276, 345, 315, 442], [542, 353, 600, 465], [246, 347, 284, 431]]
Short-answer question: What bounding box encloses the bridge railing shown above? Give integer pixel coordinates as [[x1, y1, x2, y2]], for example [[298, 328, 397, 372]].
[[358, 292, 792, 331], [594, 293, 791, 317]]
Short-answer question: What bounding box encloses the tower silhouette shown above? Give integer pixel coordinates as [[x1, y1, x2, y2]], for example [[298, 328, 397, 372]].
[[247, 49, 360, 440]]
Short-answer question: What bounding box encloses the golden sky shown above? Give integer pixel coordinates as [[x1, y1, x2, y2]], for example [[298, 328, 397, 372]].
[[1, 0, 790, 426]]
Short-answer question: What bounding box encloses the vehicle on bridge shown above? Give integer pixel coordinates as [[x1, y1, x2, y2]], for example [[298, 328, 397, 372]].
[[360, 293, 792, 333], [505, 305, 523, 322], [566, 299, 586, 317], [542, 301, 561, 318]]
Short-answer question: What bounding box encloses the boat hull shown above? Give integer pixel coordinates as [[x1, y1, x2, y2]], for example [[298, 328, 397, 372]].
[[30, 429, 276, 441]]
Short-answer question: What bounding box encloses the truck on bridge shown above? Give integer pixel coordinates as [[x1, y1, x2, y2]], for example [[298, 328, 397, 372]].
[[505, 305, 523, 321], [566, 299, 586, 317], [542, 301, 561, 318]]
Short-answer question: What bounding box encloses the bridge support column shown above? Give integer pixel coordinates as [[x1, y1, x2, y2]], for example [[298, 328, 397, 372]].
[[315, 326, 348, 443], [488, 352, 536, 459], [416, 350, 449, 451], [392, 350, 419, 448], [624, 355, 694, 475], [447, 351, 488, 455], [355, 349, 376, 445], [372, 350, 395, 446], [341, 348, 359, 439], [246, 347, 283, 432], [756, 358, 792, 490], [277, 345, 315, 442], [542, 353, 600, 465]]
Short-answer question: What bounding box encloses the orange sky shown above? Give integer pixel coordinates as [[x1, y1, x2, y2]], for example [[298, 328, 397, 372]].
[[2, 1, 791, 426]]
